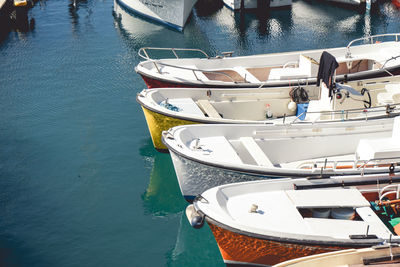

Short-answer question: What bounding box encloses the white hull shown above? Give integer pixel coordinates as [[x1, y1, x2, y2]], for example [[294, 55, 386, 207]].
[[163, 118, 400, 201], [223, 0, 292, 9], [117, 0, 197, 31]]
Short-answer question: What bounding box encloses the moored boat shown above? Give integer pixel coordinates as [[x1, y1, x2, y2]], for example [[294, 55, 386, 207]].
[[274, 245, 400, 266], [136, 33, 400, 89], [223, 0, 292, 10], [138, 76, 400, 151], [116, 0, 197, 31], [324, 0, 375, 11], [163, 117, 400, 201], [187, 174, 400, 266]]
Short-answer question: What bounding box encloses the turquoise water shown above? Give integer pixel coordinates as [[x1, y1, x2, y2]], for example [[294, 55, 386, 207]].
[[1, 0, 400, 266]]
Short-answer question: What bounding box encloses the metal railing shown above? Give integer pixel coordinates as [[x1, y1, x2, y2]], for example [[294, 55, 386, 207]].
[[346, 33, 400, 58], [299, 157, 400, 173], [138, 47, 210, 60], [290, 102, 400, 124]]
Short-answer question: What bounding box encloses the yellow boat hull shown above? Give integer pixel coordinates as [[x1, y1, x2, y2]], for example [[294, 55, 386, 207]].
[[141, 106, 200, 151]]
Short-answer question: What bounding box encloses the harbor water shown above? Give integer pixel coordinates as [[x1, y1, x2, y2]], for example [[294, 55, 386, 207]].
[[1, 0, 400, 266]]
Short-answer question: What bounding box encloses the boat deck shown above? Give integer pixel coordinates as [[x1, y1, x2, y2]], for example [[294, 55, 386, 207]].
[[224, 188, 393, 239]]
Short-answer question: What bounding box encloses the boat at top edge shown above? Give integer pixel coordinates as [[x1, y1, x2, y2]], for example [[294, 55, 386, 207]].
[[273, 245, 400, 266], [116, 0, 197, 31], [222, 0, 292, 10], [137, 75, 400, 150], [187, 173, 400, 266], [162, 116, 400, 201], [135, 33, 400, 88]]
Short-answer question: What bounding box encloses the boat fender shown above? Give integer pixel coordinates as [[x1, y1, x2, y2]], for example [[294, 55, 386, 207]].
[[288, 101, 297, 112], [185, 204, 204, 229]]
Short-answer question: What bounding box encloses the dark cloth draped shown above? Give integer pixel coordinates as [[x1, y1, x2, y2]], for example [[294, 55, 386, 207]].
[[316, 51, 339, 98]]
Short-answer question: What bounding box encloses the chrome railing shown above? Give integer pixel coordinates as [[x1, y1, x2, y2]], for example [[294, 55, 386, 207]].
[[346, 33, 400, 58], [299, 157, 400, 173], [291, 102, 400, 124], [138, 47, 210, 60]]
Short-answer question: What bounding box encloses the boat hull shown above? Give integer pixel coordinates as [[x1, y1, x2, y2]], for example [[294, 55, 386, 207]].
[[207, 220, 359, 266], [117, 0, 197, 31], [141, 105, 199, 151]]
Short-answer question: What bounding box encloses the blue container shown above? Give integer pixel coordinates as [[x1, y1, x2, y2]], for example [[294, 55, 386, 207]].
[[296, 103, 309, 121]]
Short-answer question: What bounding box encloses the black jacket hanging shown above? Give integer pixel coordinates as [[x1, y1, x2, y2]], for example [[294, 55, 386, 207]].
[[316, 51, 339, 98]]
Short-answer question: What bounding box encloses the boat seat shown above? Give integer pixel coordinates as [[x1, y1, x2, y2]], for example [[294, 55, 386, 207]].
[[165, 98, 205, 117], [196, 136, 242, 164], [356, 116, 400, 161], [377, 83, 400, 105], [240, 137, 273, 167], [233, 67, 260, 83], [268, 55, 317, 81], [196, 100, 221, 118], [356, 207, 390, 230], [304, 83, 332, 122]]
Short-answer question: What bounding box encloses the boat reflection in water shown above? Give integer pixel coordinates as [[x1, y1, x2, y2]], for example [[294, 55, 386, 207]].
[[139, 138, 184, 216], [291, 0, 382, 47], [166, 211, 225, 266]]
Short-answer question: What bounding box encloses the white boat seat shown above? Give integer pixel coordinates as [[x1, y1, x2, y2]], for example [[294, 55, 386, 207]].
[[196, 99, 221, 118], [356, 117, 400, 161], [268, 55, 317, 81], [304, 217, 391, 239], [286, 188, 370, 208], [164, 98, 205, 117], [304, 83, 332, 122], [377, 83, 400, 105], [195, 136, 242, 164], [240, 137, 273, 167], [356, 207, 389, 229]]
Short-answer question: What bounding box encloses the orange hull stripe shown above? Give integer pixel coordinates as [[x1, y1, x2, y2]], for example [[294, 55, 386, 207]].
[[208, 222, 352, 266]]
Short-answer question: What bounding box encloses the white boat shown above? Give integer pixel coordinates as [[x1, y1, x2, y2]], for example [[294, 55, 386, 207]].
[[274, 245, 400, 266], [187, 174, 400, 266], [135, 33, 400, 89], [163, 117, 400, 201], [116, 0, 197, 31], [138, 76, 400, 150], [223, 0, 292, 10], [325, 0, 375, 10]]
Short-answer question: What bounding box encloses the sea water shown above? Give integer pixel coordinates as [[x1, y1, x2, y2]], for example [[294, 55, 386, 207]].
[[1, 0, 400, 266]]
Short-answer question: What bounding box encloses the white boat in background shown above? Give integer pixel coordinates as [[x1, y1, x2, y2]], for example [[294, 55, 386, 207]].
[[116, 0, 197, 31], [326, 0, 375, 10], [163, 117, 400, 201], [187, 174, 400, 266], [136, 33, 400, 89], [274, 245, 400, 266], [223, 0, 292, 9]]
